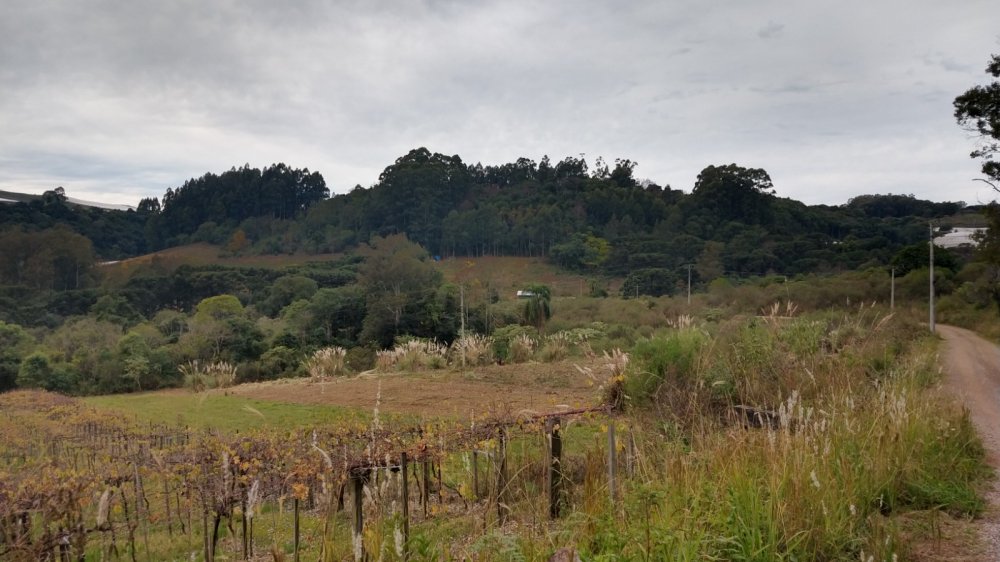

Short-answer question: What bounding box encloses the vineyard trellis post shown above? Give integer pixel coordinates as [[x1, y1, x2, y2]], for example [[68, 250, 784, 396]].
[[401, 452, 410, 561], [293, 498, 300, 562], [607, 419, 617, 508], [422, 460, 430, 517], [352, 470, 366, 562], [547, 417, 563, 519], [472, 450, 479, 501], [497, 427, 509, 525], [626, 428, 636, 478]]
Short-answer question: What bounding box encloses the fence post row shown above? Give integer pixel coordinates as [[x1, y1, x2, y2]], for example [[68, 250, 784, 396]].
[[4, 404, 617, 560]]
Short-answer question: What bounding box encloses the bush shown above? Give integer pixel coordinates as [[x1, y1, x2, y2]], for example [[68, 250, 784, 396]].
[[628, 329, 707, 402], [508, 333, 536, 363], [259, 345, 301, 379], [450, 334, 494, 367], [345, 346, 375, 372], [180, 360, 237, 391], [491, 325, 537, 362], [538, 334, 570, 362], [375, 339, 448, 372], [303, 346, 348, 379]]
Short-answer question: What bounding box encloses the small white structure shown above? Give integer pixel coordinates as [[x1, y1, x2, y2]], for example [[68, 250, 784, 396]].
[[516, 290, 536, 299], [937, 227, 985, 249]]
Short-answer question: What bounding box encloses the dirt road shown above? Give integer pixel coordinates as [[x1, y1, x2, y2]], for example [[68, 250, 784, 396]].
[[939, 325, 1000, 560]]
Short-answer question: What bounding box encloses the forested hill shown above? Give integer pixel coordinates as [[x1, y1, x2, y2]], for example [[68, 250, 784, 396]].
[[0, 148, 965, 285]]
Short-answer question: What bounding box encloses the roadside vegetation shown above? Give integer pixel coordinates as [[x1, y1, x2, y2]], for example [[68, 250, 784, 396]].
[[0, 302, 987, 560]]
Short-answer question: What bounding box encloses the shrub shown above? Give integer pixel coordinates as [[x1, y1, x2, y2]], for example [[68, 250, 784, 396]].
[[491, 325, 537, 362], [538, 333, 570, 362], [375, 339, 448, 372], [180, 360, 237, 391], [345, 346, 375, 372], [303, 346, 348, 379], [259, 345, 301, 379], [450, 334, 494, 367], [628, 329, 707, 402], [508, 333, 536, 363]]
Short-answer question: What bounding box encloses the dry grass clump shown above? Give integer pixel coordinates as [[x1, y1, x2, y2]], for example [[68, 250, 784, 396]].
[[180, 360, 237, 391], [507, 333, 536, 363], [666, 314, 695, 329], [761, 299, 800, 320], [303, 346, 348, 380], [375, 339, 448, 372], [576, 348, 630, 410], [539, 332, 570, 362], [450, 334, 495, 366]]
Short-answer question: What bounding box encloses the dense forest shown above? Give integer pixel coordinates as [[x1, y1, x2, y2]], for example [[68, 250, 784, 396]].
[[1, 150, 967, 280], [0, 148, 986, 396]]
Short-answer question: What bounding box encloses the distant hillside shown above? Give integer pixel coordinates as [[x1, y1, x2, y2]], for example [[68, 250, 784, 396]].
[[0, 188, 134, 211], [0, 150, 979, 287], [0, 190, 37, 204]]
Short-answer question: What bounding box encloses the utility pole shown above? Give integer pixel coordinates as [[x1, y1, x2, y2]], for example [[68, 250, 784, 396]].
[[890, 267, 895, 310], [929, 223, 935, 334], [686, 264, 692, 305], [460, 284, 466, 368]]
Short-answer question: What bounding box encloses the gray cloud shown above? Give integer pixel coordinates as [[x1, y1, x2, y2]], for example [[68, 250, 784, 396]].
[[758, 21, 785, 39], [1, 0, 998, 206]]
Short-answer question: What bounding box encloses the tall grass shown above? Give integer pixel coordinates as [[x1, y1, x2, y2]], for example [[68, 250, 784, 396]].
[[547, 310, 987, 561], [303, 346, 348, 379], [179, 360, 237, 391]]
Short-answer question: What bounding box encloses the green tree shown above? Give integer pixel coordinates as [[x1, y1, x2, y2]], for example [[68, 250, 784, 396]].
[[549, 233, 610, 270], [891, 243, 959, 276], [310, 286, 366, 345], [17, 352, 75, 392], [259, 275, 319, 317], [972, 205, 1000, 314], [184, 295, 263, 360], [954, 54, 1000, 184], [695, 241, 726, 282], [358, 234, 443, 346], [620, 268, 677, 298], [690, 164, 775, 225], [91, 294, 143, 327], [956, 54, 1000, 315], [521, 284, 552, 334], [0, 321, 32, 391], [17, 352, 53, 389]]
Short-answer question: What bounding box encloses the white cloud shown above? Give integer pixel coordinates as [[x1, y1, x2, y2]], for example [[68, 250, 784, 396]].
[[0, 0, 997, 206]]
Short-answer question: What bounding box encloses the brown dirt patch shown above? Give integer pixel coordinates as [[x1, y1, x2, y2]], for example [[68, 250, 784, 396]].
[[227, 359, 603, 418]]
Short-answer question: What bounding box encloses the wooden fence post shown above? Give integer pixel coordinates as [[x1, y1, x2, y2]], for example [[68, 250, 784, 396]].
[[437, 460, 444, 505], [626, 428, 636, 478], [401, 453, 410, 561], [547, 417, 563, 519], [293, 498, 300, 562], [352, 471, 365, 562], [497, 428, 509, 525], [472, 450, 479, 501], [607, 419, 617, 508], [422, 461, 430, 517]]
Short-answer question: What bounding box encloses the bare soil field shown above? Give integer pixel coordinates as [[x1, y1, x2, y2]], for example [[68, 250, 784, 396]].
[[227, 358, 603, 418]]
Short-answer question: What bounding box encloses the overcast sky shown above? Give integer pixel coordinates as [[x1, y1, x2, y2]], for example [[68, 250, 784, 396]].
[[2, 0, 998, 207]]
